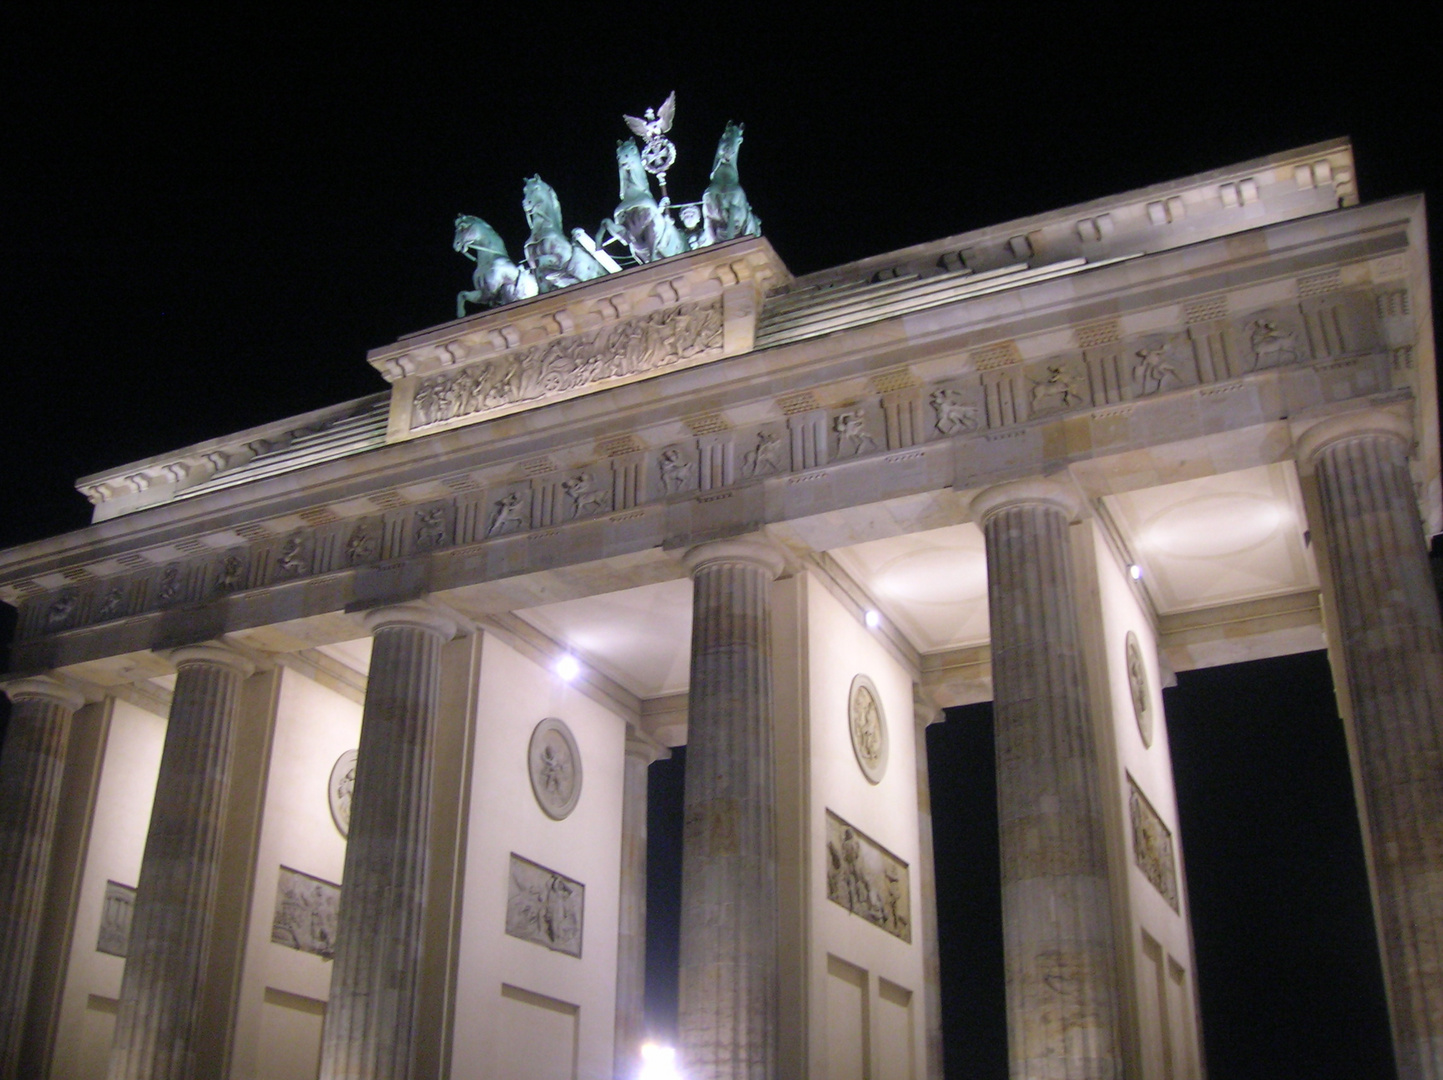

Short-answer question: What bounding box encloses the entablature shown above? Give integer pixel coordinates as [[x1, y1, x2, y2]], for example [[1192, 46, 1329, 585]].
[[2, 194, 1432, 675]]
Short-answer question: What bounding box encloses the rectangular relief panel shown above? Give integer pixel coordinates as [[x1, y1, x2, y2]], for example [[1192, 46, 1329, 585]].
[[1128, 777, 1180, 911], [497, 983, 579, 1080], [826, 955, 869, 1080], [826, 811, 912, 942], [96, 880, 135, 957], [271, 866, 341, 959], [505, 853, 584, 958], [79, 996, 118, 1080]]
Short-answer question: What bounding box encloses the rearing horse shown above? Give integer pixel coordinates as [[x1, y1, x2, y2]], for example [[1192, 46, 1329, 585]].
[[595, 140, 688, 265], [522, 176, 609, 292], [702, 121, 761, 247], [453, 214, 537, 317]]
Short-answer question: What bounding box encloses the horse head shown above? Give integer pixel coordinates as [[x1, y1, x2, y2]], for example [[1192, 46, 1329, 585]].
[[616, 139, 650, 199], [711, 121, 745, 176], [522, 176, 563, 233], [453, 214, 508, 260]]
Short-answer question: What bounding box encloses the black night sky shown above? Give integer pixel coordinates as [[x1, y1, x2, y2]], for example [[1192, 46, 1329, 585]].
[[3, 7, 1439, 1077]]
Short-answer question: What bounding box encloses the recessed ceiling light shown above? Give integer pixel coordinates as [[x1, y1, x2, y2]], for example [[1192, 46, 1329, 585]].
[[555, 654, 581, 681]]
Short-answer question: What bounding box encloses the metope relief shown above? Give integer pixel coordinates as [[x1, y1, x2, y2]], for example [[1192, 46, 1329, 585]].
[[506, 853, 584, 957], [929, 387, 981, 436], [1128, 777, 1179, 912], [410, 298, 724, 431], [825, 812, 910, 942], [528, 716, 582, 820], [1125, 631, 1152, 748], [271, 866, 340, 959], [328, 749, 358, 837], [96, 881, 136, 957], [848, 673, 889, 784]]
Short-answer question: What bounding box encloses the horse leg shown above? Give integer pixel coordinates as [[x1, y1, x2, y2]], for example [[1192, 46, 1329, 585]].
[[457, 290, 483, 318]]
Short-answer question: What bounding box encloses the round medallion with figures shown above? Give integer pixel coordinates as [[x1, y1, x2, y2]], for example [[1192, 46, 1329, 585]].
[[1126, 631, 1153, 748], [528, 717, 583, 820], [328, 749, 358, 838], [848, 674, 889, 784]]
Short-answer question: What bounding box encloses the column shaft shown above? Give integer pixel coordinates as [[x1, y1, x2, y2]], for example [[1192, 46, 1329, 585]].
[[0, 679, 83, 1080], [107, 647, 253, 1080], [1312, 430, 1443, 1079], [678, 542, 782, 1080], [615, 737, 657, 1080], [981, 491, 1120, 1080], [320, 606, 453, 1080]]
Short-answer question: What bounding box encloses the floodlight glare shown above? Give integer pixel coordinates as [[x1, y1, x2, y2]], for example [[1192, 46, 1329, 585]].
[[555, 654, 581, 681], [639, 1042, 682, 1080], [864, 609, 882, 629], [1129, 564, 1143, 580]]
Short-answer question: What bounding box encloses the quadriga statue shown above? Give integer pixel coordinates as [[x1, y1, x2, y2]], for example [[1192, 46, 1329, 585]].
[[596, 139, 688, 265], [702, 121, 761, 246], [453, 214, 537, 317], [522, 176, 610, 292]]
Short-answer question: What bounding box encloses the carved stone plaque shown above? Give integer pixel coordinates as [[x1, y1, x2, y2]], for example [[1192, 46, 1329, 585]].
[[1125, 631, 1152, 748], [328, 749, 358, 837], [528, 717, 582, 820], [505, 853, 584, 957], [409, 299, 724, 432], [1128, 777, 1179, 912], [848, 674, 888, 784], [271, 866, 340, 959], [825, 811, 910, 941], [97, 880, 135, 957]]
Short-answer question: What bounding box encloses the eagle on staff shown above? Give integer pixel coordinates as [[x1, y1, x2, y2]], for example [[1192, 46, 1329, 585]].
[[624, 91, 678, 197]]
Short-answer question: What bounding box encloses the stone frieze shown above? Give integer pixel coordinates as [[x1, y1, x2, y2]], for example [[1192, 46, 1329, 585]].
[[408, 298, 724, 432]]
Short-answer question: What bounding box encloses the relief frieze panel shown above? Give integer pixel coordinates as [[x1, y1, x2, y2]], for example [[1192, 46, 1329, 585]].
[[409, 298, 725, 432], [14, 285, 1397, 642]]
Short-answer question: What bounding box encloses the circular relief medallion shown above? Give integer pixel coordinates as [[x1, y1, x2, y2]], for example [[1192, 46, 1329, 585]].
[[848, 674, 889, 784], [528, 717, 583, 820], [1126, 631, 1153, 748], [328, 749, 358, 838]]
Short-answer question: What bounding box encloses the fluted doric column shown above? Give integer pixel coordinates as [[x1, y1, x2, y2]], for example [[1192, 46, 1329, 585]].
[[319, 603, 456, 1080], [0, 676, 85, 1080], [615, 731, 664, 1080], [1299, 412, 1443, 1079], [973, 479, 1121, 1080], [678, 538, 785, 1080], [107, 644, 255, 1080]]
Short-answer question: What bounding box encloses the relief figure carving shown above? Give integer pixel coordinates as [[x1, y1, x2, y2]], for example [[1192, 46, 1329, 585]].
[[277, 536, 309, 576], [487, 492, 527, 536], [658, 447, 695, 494], [1132, 346, 1181, 396], [1247, 317, 1298, 369], [562, 473, 607, 519], [929, 388, 980, 435], [157, 565, 182, 604], [216, 554, 245, 593], [271, 867, 340, 959], [1031, 364, 1086, 411], [46, 592, 76, 629], [505, 854, 584, 957], [742, 429, 784, 476], [413, 506, 449, 550], [410, 299, 724, 431], [834, 408, 878, 458], [825, 812, 910, 942], [97, 585, 126, 619], [345, 524, 378, 564]]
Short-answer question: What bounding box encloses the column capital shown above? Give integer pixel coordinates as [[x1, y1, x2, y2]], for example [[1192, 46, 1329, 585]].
[[166, 643, 256, 679], [1, 675, 85, 712], [361, 602, 458, 640], [969, 476, 1081, 525], [1294, 409, 1414, 473], [681, 536, 786, 579]]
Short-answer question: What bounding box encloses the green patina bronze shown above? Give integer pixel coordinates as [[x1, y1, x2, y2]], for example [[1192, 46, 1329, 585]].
[[452, 94, 762, 314]]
